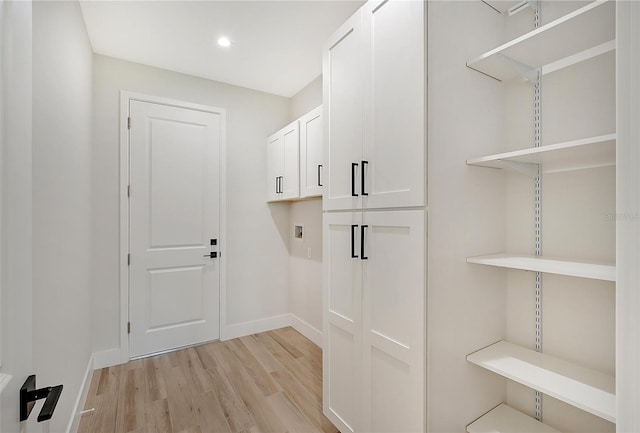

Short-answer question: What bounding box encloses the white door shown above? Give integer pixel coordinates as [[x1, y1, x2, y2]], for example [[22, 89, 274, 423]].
[[362, 0, 425, 209], [267, 132, 283, 201], [129, 100, 222, 358], [361, 210, 425, 432], [281, 120, 300, 200], [323, 9, 364, 211], [300, 106, 323, 198], [323, 211, 363, 433]]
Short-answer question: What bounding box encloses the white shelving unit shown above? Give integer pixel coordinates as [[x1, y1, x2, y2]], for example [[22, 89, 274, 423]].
[[467, 403, 561, 433], [465, 1, 617, 428], [467, 253, 615, 282], [467, 0, 615, 81], [467, 341, 616, 423], [466, 134, 616, 175]]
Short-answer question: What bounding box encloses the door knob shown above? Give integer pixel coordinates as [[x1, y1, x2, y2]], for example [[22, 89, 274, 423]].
[[203, 252, 218, 258]]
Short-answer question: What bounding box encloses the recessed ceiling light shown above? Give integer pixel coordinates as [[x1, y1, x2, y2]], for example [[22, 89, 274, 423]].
[[217, 37, 231, 47]]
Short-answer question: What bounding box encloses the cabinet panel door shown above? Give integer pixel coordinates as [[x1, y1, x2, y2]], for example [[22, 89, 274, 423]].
[[361, 210, 425, 432], [300, 106, 323, 198], [323, 212, 363, 433], [323, 9, 364, 211], [267, 132, 283, 202], [362, 0, 425, 209], [281, 120, 300, 200]]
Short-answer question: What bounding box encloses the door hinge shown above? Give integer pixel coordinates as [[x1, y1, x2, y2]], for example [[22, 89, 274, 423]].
[[127, 253, 131, 266], [127, 185, 130, 198], [127, 322, 131, 334], [127, 117, 131, 130]]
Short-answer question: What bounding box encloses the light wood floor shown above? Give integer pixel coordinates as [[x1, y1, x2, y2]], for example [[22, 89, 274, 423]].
[[78, 327, 339, 433]]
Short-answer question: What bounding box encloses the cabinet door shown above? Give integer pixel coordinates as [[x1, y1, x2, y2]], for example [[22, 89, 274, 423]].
[[323, 9, 364, 211], [300, 106, 323, 198], [362, 0, 425, 209], [323, 212, 363, 433], [281, 120, 300, 200], [361, 210, 425, 433], [267, 132, 283, 202]]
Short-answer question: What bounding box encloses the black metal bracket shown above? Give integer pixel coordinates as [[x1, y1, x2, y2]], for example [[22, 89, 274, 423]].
[[20, 375, 63, 422]]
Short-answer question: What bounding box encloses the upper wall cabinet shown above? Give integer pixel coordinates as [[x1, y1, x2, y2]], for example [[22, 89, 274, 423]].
[[300, 106, 324, 198], [267, 106, 323, 202], [267, 120, 299, 202], [323, 0, 425, 211]]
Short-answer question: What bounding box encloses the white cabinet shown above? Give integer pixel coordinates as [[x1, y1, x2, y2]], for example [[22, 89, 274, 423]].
[[267, 107, 323, 201], [323, 0, 425, 211], [323, 9, 364, 211], [267, 120, 299, 201], [299, 106, 324, 198], [323, 210, 425, 433], [323, 1, 426, 431]]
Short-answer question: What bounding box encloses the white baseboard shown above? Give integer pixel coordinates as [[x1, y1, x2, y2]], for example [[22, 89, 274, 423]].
[[222, 313, 291, 341], [290, 314, 323, 348], [93, 348, 123, 369], [65, 354, 93, 433]]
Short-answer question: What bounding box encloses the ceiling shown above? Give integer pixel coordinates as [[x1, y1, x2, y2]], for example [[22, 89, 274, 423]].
[[79, 1, 365, 98]]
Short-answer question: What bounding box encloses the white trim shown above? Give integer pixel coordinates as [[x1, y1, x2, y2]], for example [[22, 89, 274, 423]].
[[290, 314, 322, 348], [65, 355, 94, 433], [119, 91, 228, 362], [616, 1, 640, 430], [93, 348, 122, 370], [222, 314, 291, 341]]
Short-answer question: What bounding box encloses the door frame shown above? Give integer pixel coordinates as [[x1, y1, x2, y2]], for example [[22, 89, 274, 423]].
[[119, 91, 227, 363]]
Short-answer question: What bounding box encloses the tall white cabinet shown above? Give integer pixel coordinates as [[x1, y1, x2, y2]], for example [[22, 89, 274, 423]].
[[322, 1, 426, 432]]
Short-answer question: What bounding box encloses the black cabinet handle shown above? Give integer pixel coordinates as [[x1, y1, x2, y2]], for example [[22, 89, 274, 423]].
[[318, 164, 323, 187], [279, 176, 283, 194], [360, 225, 368, 260], [351, 163, 359, 196], [361, 161, 368, 196], [275, 177, 279, 194], [351, 225, 358, 258]]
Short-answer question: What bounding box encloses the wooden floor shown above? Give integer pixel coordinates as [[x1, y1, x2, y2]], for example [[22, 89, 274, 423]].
[[78, 327, 338, 433]]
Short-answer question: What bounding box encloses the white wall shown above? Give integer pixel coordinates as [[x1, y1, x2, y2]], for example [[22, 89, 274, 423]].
[[92, 55, 291, 354], [31, 2, 94, 432], [427, 2, 508, 431], [0, 2, 34, 432], [287, 75, 323, 342], [290, 75, 322, 120]]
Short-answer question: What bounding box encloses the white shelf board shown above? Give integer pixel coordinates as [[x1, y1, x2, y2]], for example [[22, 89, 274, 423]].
[[467, 0, 615, 81], [467, 403, 561, 433], [467, 253, 615, 281], [467, 341, 616, 423], [466, 134, 616, 175]]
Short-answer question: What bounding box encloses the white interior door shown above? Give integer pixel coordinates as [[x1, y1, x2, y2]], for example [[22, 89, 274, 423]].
[[129, 100, 222, 358], [361, 210, 425, 433], [323, 9, 364, 211], [323, 211, 363, 433], [362, 0, 425, 209]]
